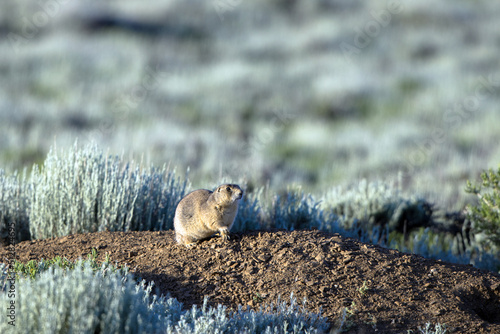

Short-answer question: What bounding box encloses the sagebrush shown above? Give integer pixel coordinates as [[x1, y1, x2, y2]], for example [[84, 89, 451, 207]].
[[1, 142, 499, 272], [0, 143, 188, 242], [0, 169, 31, 243], [0, 262, 328, 334]]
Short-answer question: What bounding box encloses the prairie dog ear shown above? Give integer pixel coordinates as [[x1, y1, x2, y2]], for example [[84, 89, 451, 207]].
[[217, 186, 221, 192]]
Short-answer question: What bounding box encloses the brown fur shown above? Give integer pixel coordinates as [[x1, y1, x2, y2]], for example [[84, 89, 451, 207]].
[[174, 184, 243, 246]]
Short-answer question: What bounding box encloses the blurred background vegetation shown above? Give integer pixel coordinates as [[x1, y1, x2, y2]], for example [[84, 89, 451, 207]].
[[2, 2, 500, 330], [1, 0, 499, 211]]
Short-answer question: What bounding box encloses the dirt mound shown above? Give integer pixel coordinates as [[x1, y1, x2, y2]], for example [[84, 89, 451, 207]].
[[2, 230, 500, 333]]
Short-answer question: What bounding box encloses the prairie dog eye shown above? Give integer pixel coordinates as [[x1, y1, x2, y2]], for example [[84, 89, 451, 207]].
[[226, 186, 231, 192]]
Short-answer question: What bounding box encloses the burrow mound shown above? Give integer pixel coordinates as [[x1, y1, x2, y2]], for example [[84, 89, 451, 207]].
[[2, 229, 500, 333]]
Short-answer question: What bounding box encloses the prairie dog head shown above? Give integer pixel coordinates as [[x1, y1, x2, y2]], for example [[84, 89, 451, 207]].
[[214, 184, 243, 205]]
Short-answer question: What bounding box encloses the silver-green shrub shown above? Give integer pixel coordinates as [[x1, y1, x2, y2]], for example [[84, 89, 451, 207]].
[[418, 323, 447, 334], [398, 228, 500, 272], [269, 191, 324, 231], [232, 188, 263, 232], [0, 263, 328, 334], [29, 143, 188, 239], [322, 179, 433, 235], [230, 294, 328, 334], [0, 169, 31, 243], [170, 294, 328, 334], [0, 263, 175, 333], [319, 180, 500, 272], [1, 142, 498, 271]]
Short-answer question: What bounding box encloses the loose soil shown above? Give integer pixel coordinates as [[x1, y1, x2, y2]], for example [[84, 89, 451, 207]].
[[2, 230, 500, 333]]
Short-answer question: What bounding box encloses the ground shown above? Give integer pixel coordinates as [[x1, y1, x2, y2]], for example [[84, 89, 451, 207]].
[[2, 229, 500, 333]]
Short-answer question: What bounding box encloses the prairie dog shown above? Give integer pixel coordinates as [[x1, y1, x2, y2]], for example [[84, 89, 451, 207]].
[[174, 184, 243, 246]]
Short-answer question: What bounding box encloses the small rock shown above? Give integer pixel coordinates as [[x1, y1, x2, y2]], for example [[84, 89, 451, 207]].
[[315, 253, 325, 262], [306, 280, 315, 287]]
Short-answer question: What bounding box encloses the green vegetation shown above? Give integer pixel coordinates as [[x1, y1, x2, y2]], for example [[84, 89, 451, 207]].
[[1, 1, 499, 332], [0, 169, 30, 243], [2, 255, 448, 333], [0, 143, 499, 332], [0, 259, 328, 333], [30, 143, 188, 239], [358, 281, 369, 296], [1, 142, 499, 272], [10, 248, 122, 280], [417, 323, 448, 334], [465, 167, 500, 247], [321, 179, 434, 239], [270, 191, 324, 231], [0, 142, 188, 243]]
